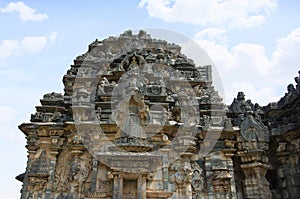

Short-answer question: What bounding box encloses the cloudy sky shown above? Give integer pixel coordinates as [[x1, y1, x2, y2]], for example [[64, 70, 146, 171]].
[[0, 0, 299, 198]]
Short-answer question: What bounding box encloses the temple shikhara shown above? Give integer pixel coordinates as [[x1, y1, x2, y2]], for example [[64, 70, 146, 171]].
[[17, 30, 300, 199]]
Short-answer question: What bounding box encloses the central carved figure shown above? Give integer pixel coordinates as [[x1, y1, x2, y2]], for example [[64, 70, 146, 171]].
[[112, 94, 150, 140]]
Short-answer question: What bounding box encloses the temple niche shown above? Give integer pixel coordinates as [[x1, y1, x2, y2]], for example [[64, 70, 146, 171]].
[[16, 30, 300, 199]]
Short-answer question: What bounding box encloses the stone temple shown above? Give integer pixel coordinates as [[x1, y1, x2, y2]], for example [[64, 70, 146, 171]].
[[17, 30, 300, 199]]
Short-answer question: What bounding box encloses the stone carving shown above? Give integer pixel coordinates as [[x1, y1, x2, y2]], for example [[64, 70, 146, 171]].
[[278, 84, 298, 107], [172, 160, 192, 186], [18, 31, 300, 199], [112, 95, 150, 139], [53, 149, 92, 197], [96, 77, 109, 95], [201, 115, 229, 130], [230, 92, 252, 113], [199, 85, 222, 104], [66, 67, 77, 77], [294, 71, 300, 93], [149, 83, 163, 95], [239, 114, 269, 150], [29, 150, 50, 177], [53, 149, 71, 192], [77, 67, 95, 78], [43, 92, 63, 100], [191, 162, 206, 193], [31, 111, 67, 122], [224, 117, 233, 131], [73, 86, 90, 103]]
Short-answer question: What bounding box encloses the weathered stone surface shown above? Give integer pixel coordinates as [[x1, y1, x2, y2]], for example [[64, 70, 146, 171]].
[[17, 30, 299, 199]]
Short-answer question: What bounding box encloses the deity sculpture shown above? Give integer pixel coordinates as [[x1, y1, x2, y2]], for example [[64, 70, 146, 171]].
[[111, 89, 150, 140]]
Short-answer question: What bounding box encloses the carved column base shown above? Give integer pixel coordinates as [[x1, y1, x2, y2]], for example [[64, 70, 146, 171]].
[[241, 162, 271, 199]]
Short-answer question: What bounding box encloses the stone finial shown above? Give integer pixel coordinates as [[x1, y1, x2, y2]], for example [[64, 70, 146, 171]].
[[229, 92, 252, 114]]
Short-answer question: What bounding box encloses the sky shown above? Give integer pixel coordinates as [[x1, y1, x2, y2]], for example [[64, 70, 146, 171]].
[[0, 0, 299, 198]]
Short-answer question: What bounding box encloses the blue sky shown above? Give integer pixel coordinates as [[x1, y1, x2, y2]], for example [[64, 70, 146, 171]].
[[0, 0, 300, 198]]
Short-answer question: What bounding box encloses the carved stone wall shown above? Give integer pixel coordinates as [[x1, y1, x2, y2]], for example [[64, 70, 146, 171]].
[[263, 74, 300, 199], [17, 30, 299, 199]]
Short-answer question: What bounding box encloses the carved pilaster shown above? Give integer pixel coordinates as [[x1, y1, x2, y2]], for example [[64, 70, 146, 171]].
[[173, 158, 193, 199], [236, 113, 272, 199], [240, 159, 271, 198], [191, 160, 206, 199], [238, 149, 272, 198], [137, 174, 147, 199], [223, 141, 238, 199]]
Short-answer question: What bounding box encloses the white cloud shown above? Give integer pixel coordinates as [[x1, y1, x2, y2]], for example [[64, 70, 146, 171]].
[[195, 28, 227, 44], [21, 36, 47, 53], [0, 106, 25, 199], [0, 106, 18, 123], [49, 32, 58, 44], [273, 28, 300, 78], [139, 0, 277, 28], [0, 106, 19, 140], [0, 32, 57, 58], [0, 40, 19, 58], [0, 1, 47, 21], [231, 43, 273, 75], [194, 27, 300, 105]]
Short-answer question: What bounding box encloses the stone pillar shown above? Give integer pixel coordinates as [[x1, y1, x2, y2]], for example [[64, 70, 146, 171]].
[[185, 183, 192, 199], [20, 158, 33, 199], [113, 175, 118, 199], [117, 174, 123, 199], [90, 160, 98, 192], [174, 126, 196, 199], [162, 155, 169, 191], [21, 132, 39, 199], [68, 143, 85, 198], [138, 174, 146, 199], [142, 175, 147, 199], [276, 140, 300, 198], [113, 173, 124, 199], [239, 150, 271, 199], [45, 136, 61, 199], [224, 148, 238, 199], [177, 185, 183, 199], [237, 113, 272, 199], [44, 159, 57, 199]]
